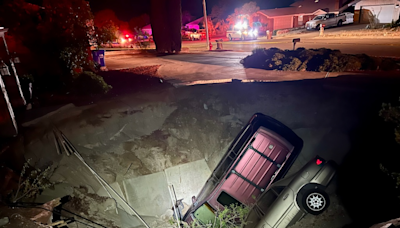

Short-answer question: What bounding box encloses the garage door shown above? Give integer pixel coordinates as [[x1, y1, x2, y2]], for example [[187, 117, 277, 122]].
[[273, 17, 292, 30], [362, 5, 395, 23]]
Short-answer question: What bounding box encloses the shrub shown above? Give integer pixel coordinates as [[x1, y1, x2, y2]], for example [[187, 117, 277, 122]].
[[12, 159, 58, 203], [172, 204, 250, 228], [73, 71, 112, 95]]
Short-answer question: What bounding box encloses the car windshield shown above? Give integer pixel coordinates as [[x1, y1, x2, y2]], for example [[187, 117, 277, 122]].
[[313, 15, 324, 20]]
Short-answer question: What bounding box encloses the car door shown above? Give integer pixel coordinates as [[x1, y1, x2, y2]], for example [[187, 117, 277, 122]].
[[245, 186, 285, 228], [328, 14, 336, 27], [250, 185, 302, 228]]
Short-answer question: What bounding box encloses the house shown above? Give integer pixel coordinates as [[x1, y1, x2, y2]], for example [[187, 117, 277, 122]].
[[184, 17, 204, 30], [141, 24, 152, 35], [254, 0, 350, 32], [345, 0, 400, 24]]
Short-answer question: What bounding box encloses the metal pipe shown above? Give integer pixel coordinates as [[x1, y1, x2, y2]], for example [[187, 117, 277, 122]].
[[202, 0, 210, 50]]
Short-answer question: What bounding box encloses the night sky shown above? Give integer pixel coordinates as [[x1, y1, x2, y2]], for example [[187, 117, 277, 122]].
[[88, 0, 296, 22]]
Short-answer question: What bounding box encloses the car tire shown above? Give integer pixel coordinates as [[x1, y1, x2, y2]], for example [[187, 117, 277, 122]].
[[228, 35, 232, 41], [301, 188, 329, 215], [337, 20, 343, 27], [315, 24, 320, 31]]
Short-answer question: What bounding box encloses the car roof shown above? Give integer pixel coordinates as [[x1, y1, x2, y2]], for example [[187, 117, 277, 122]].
[[183, 113, 303, 221]]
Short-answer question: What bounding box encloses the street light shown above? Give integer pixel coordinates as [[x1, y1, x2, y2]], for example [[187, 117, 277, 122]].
[[202, 0, 210, 50]]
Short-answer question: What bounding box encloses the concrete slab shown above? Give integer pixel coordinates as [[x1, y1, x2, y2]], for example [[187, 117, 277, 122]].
[[123, 172, 171, 217], [97, 181, 126, 199], [35, 183, 74, 203], [164, 159, 212, 206]]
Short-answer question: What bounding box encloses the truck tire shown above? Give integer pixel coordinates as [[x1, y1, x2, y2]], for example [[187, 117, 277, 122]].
[[228, 34, 232, 41], [337, 20, 343, 27]]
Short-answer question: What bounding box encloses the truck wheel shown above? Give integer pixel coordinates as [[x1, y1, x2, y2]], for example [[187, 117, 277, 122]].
[[301, 188, 329, 215], [228, 34, 232, 41], [337, 20, 343, 26]]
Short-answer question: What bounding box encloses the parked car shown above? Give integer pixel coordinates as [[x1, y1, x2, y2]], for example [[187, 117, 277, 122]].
[[182, 29, 203, 41], [305, 13, 346, 30], [180, 113, 304, 226], [246, 156, 337, 228]]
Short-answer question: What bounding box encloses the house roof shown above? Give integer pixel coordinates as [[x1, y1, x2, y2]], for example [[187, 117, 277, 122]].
[[258, 7, 299, 17], [290, 0, 340, 12], [257, 7, 327, 18], [186, 17, 204, 26], [142, 24, 151, 29]]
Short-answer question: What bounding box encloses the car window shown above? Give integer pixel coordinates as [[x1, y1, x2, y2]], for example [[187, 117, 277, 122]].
[[193, 203, 218, 225], [271, 186, 285, 196], [217, 191, 243, 207]]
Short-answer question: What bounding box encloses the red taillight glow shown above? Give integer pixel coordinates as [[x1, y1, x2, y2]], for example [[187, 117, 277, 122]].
[[316, 159, 323, 165], [125, 34, 129, 38]]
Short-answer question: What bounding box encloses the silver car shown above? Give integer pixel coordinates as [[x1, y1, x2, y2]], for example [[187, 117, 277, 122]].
[[245, 156, 337, 228]]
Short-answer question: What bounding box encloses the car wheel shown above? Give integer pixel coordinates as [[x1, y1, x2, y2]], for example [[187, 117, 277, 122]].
[[337, 20, 343, 26], [228, 35, 232, 41], [316, 24, 320, 30], [302, 189, 329, 215]]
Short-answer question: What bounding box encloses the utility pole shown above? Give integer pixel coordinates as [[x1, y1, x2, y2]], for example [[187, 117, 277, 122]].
[[202, 0, 210, 49]]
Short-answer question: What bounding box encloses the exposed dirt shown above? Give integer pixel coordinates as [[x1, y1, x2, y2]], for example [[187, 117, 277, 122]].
[[5, 71, 400, 228], [0, 205, 42, 228], [62, 186, 119, 228]]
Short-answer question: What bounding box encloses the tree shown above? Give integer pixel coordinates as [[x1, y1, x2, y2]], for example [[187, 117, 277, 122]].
[[94, 9, 131, 36], [94, 21, 118, 48], [150, 0, 182, 53], [39, 0, 95, 74], [129, 14, 150, 32], [210, 5, 227, 23], [199, 17, 216, 36], [238, 1, 260, 15], [182, 10, 193, 25], [226, 1, 260, 26], [93, 9, 120, 28]]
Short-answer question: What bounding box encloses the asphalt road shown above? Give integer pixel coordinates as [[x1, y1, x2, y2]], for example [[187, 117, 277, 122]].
[[182, 37, 400, 58]]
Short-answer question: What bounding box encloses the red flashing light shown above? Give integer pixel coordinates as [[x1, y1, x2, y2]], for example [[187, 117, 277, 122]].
[[316, 159, 323, 165], [125, 34, 129, 38]]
